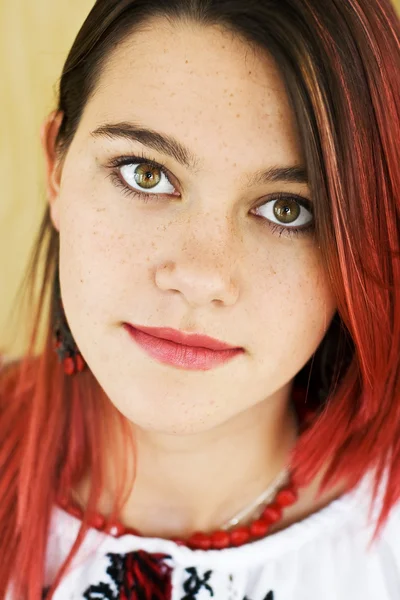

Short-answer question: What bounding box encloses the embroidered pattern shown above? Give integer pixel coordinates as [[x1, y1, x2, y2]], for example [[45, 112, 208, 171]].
[[83, 551, 173, 599], [45, 552, 275, 600], [243, 593, 274, 600], [181, 567, 215, 598]]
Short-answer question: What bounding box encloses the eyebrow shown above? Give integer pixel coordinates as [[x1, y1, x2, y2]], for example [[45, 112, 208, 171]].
[[91, 122, 309, 186]]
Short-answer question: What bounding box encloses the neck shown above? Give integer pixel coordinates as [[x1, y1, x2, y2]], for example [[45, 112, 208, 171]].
[[74, 385, 300, 539]]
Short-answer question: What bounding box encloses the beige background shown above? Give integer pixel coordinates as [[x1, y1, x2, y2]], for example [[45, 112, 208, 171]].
[[0, 0, 94, 357], [1, 1, 399, 358]]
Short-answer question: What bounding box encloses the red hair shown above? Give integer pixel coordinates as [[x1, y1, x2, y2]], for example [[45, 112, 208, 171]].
[[1, 0, 399, 598]]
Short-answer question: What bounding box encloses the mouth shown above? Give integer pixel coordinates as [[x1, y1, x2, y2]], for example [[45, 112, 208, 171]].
[[123, 323, 244, 371]]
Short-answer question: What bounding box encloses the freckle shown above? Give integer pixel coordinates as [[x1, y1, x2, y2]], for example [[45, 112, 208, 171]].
[[236, 114, 240, 118], [185, 59, 189, 63], [228, 102, 232, 106], [230, 93, 234, 97]]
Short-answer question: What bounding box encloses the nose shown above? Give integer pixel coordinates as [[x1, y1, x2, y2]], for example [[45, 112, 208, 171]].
[[154, 216, 241, 308]]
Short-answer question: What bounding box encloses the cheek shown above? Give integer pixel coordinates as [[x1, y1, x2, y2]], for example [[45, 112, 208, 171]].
[[57, 187, 155, 328], [248, 245, 336, 364]]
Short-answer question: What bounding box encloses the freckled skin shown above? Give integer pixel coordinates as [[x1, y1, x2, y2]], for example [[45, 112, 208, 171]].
[[42, 21, 346, 534], [49, 20, 336, 437]]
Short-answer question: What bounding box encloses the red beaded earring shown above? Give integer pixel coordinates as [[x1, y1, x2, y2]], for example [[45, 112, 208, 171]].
[[52, 266, 86, 376]]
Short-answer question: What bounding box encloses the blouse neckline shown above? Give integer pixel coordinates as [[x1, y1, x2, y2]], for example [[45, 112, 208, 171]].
[[51, 468, 383, 570]]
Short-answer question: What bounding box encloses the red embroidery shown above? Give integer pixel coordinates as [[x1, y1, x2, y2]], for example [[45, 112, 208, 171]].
[[119, 551, 172, 600], [83, 551, 172, 599]]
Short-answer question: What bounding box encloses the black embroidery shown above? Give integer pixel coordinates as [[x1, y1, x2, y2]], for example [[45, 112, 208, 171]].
[[47, 552, 275, 600], [84, 581, 116, 599], [181, 567, 214, 599], [83, 551, 172, 600], [243, 592, 274, 600]]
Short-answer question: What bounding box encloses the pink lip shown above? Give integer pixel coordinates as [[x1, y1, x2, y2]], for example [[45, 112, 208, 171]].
[[123, 323, 244, 371]]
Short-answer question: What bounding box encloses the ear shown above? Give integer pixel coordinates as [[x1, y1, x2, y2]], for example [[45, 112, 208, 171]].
[[40, 110, 65, 231]]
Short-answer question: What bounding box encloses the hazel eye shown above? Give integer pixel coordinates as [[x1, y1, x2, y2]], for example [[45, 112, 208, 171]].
[[120, 162, 176, 195], [254, 195, 313, 229]]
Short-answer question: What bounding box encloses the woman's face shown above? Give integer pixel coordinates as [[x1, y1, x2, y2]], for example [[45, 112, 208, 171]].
[[49, 20, 336, 434]]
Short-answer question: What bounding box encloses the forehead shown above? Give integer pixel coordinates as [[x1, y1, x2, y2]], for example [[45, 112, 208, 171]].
[[79, 19, 304, 170]]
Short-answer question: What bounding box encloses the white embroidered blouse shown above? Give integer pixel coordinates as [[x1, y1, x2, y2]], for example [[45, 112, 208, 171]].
[[17, 468, 398, 600]]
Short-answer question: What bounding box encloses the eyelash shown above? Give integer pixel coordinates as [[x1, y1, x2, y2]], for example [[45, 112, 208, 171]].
[[106, 153, 315, 239]]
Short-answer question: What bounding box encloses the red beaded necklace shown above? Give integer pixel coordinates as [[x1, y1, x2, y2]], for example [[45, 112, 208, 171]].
[[56, 388, 315, 551]]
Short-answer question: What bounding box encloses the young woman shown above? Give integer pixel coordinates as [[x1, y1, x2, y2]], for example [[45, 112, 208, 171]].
[[1, 0, 400, 598]]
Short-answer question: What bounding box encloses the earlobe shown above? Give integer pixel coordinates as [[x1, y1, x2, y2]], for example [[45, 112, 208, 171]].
[[40, 110, 64, 231]]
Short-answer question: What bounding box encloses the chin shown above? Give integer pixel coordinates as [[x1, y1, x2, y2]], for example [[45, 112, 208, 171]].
[[110, 395, 227, 436]]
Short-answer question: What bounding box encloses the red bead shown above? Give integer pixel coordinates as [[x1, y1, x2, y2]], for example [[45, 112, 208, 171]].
[[63, 357, 75, 375], [187, 532, 212, 550], [261, 503, 282, 523], [68, 504, 83, 519], [104, 521, 126, 537], [76, 354, 86, 372], [88, 513, 106, 530], [275, 487, 298, 507], [170, 538, 186, 546], [249, 519, 269, 538], [54, 466, 299, 550], [230, 527, 251, 547], [210, 530, 230, 549]]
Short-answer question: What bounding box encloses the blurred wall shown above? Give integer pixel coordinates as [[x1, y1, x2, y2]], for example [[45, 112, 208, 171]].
[[1, 0, 399, 358], [0, 1, 94, 357]]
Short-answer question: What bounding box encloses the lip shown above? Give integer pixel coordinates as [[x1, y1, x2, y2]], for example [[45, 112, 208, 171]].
[[128, 324, 239, 350], [123, 323, 244, 371]]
